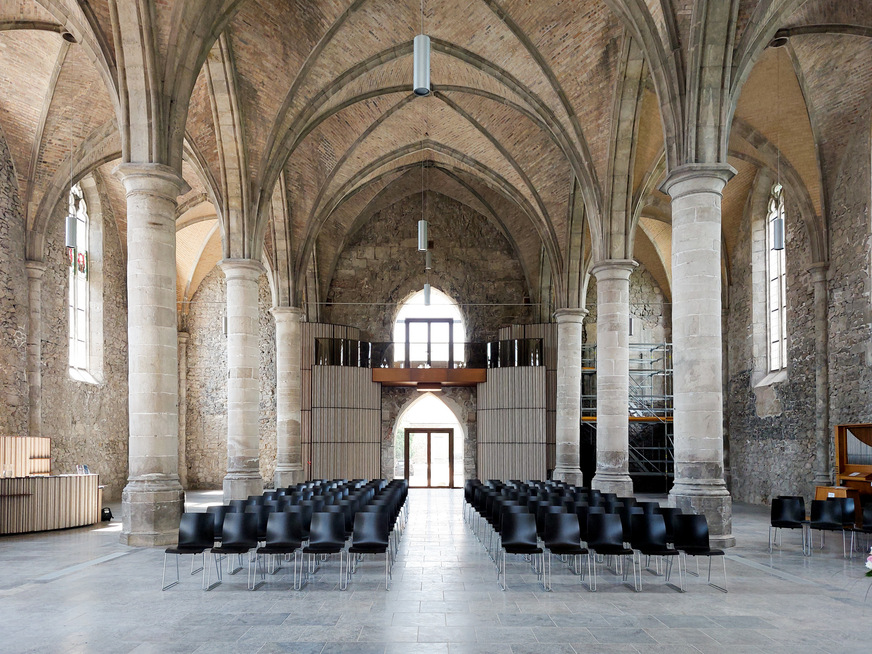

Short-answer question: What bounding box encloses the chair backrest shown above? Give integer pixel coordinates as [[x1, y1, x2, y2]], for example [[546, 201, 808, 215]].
[[543, 512, 581, 549], [536, 504, 565, 535], [246, 495, 265, 506], [630, 513, 668, 551], [618, 496, 637, 508], [308, 512, 347, 549], [862, 503, 872, 529], [219, 513, 258, 549], [228, 499, 247, 513], [177, 512, 215, 549], [587, 489, 602, 507], [777, 494, 806, 516], [810, 499, 842, 524], [771, 497, 803, 524], [674, 514, 711, 551], [617, 506, 643, 541], [636, 501, 661, 515], [839, 497, 856, 524], [264, 512, 303, 548], [586, 513, 625, 550], [500, 512, 538, 550], [351, 512, 390, 549], [659, 507, 683, 542], [206, 505, 231, 538]]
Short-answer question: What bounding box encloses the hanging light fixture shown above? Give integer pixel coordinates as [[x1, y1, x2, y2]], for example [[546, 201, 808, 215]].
[[425, 251, 432, 270], [423, 282, 431, 306], [413, 0, 430, 96], [417, 218, 428, 251], [772, 184, 785, 250], [65, 128, 77, 251]]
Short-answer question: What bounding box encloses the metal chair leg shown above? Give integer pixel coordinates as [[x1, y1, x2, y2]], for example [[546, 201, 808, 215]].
[[161, 553, 180, 591]]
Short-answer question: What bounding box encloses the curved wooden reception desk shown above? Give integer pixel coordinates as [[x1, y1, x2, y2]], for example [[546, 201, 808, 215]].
[[0, 475, 100, 535]]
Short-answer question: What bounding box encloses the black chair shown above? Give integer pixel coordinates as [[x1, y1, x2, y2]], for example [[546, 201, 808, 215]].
[[228, 499, 247, 513], [256, 512, 303, 587], [536, 504, 565, 540], [674, 514, 726, 592], [659, 507, 683, 545], [542, 513, 591, 591], [161, 513, 214, 591], [301, 512, 348, 590], [348, 512, 392, 590], [206, 505, 231, 542], [208, 512, 261, 590], [245, 503, 277, 541], [586, 513, 636, 591], [629, 514, 683, 592], [575, 505, 604, 545], [616, 505, 643, 545], [636, 501, 660, 515], [285, 504, 313, 541], [809, 499, 848, 557], [769, 497, 807, 554], [498, 512, 543, 591]]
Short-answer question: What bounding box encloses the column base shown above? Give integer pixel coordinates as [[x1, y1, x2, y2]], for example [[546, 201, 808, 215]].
[[552, 467, 584, 486], [120, 478, 184, 547], [223, 474, 263, 502], [591, 471, 634, 496], [669, 480, 735, 548], [274, 467, 306, 489]]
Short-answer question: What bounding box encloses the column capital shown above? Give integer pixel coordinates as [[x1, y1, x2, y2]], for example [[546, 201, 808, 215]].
[[177, 331, 190, 345], [271, 306, 305, 323], [660, 163, 737, 199], [590, 259, 637, 280], [24, 260, 47, 279], [553, 307, 588, 324], [809, 262, 829, 283], [219, 258, 265, 281], [113, 163, 190, 198]]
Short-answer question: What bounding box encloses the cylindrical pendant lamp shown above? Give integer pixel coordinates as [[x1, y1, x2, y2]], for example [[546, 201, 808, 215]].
[[423, 283, 431, 306], [413, 34, 431, 96], [425, 251, 432, 270], [65, 213, 77, 249], [773, 216, 784, 250], [418, 219, 428, 251]]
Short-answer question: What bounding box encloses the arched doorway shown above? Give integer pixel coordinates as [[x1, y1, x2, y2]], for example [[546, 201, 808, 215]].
[[394, 392, 464, 488]]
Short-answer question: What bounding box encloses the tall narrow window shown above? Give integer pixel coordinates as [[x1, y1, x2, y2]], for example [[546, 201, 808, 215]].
[[766, 183, 787, 371], [392, 288, 465, 368], [68, 183, 89, 372]]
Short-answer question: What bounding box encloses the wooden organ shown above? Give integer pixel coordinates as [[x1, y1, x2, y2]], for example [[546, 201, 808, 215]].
[[834, 423, 872, 495]]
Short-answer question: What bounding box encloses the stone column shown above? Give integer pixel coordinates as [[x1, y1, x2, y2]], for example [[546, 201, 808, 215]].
[[220, 258, 264, 501], [115, 163, 187, 547], [25, 261, 46, 439], [272, 306, 305, 487], [661, 164, 735, 548], [810, 263, 831, 486], [177, 331, 189, 489], [590, 259, 637, 496], [552, 307, 587, 485]]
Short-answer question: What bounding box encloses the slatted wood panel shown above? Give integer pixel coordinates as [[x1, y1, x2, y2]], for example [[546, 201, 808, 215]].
[[0, 475, 99, 535], [498, 324, 557, 472], [477, 366, 547, 480], [301, 323, 361, 480], [311, 366, 381, 480], [0, 436, 51, 476]]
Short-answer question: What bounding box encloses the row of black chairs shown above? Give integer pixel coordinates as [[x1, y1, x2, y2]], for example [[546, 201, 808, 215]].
[[161, 479, 408, 592], [769, 495, 872, 557], [465, 479, 726, 592]]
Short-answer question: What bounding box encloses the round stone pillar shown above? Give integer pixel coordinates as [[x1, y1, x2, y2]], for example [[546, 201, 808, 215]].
[[25, 261, 46, 439], [115, 163, 187, 547], [272, 306, 305, 488], [590, 259, 637, 496], [810, 263, 831, 486], [220, 258, 264, 501], [552, 307, 587, 485], [661, 164, 735, 548]]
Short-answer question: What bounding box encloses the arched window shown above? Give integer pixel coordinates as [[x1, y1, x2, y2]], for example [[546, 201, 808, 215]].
[[68, 183, 90, 373], [766, 183, 787, 371], [392, 288, 465, 367]]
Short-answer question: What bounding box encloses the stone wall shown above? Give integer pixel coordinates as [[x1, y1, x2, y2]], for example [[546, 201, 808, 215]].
[[0, 128, 28, 437], [325, 192, 533, 342], [40, 175, 129, 500], [185, 267, 277, 488], [726, 189, 818, 504], [826, 130, 872, 430], [380, 386, 477, 483], [583, 262, 671, 344]]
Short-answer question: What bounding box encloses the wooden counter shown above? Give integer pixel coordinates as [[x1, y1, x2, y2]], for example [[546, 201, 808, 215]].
[[0, 475, 100, 535]]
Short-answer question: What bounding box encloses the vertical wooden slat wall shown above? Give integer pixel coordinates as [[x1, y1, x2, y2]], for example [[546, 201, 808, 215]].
[[301, 323, 369, 480], [0, 436, 52, 476], [0, 474, 99, 535], [476, 366, 547, 480], [498, 324, 557, 472], [311, 366, 381, 479]]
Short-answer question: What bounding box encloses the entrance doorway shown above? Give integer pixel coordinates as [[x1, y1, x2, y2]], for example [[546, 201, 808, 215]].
[[404, 428, 455, 488]]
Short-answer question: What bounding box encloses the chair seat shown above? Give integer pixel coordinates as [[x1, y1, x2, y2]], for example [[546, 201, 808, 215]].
[[591, 544, 633, 556], [165, 545, 209, 555], [808, 522, 842, 530], [257, 544, 300, 555], [211, 545, 252, 555], [771, 520, 803, 529], [303, 545, 344, 554], [546, 545, 588, 556], [680, 546, 724, 556], [637, 546, 679, 556], [503, 545, 542, 554], [349, 544, 388, 554]]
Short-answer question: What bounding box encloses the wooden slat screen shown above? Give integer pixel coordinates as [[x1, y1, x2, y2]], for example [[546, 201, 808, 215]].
[[0, 436, 52, 476], [477, 366, 547, 480], [0, 474, 99, 535], [310, 366, 381, 480]]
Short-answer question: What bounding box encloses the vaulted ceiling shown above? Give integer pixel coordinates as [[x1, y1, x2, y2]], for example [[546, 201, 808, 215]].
[[0, 0, 870, 318]]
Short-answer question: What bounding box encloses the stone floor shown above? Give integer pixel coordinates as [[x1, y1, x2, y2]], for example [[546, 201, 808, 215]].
[[1, 489, 872, 653]]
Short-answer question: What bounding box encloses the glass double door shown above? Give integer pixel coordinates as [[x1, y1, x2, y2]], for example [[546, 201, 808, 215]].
[[404, 428, 455, 488]]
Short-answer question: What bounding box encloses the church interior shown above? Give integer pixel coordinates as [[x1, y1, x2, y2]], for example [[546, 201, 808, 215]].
[[0, 0, 871, 651]]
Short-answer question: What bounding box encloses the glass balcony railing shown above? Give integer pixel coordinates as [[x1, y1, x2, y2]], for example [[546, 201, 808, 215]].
[[314, 337, 543, 369]]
